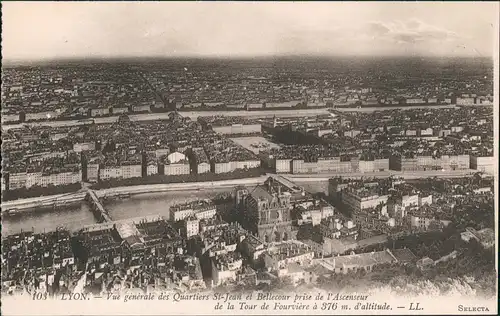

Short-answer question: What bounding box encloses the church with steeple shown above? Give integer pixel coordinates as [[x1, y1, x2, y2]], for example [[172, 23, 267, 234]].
[[234, 177, 297, 243]]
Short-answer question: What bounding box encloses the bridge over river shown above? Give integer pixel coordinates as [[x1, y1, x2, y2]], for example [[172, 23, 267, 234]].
[[85, 189, 112, 222]]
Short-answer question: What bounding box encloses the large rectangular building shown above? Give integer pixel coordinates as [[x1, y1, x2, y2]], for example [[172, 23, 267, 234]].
[[25, 111, 60, 121], [291, 158, 353, 174], [470, 155, 495, 174], [170, 199, 217, 222], [212, 160, 261, 174], [99, 167, 123, 180], [341, 188, 389, 212], [121, 164, 142, 179], [8, 168, 81, 189], [390, 154, 470, 171], [164, 163, 190, 176], [275, 159, 292, 174], [358, 159, 389, 172]]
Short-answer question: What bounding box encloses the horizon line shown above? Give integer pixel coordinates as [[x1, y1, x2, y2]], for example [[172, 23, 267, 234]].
[[2, 54, 493, 66]]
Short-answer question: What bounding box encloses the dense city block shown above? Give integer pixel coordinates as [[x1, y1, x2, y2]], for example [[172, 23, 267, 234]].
[[2, 173, 495, 297], [1, 58, 493, 124], [1, 58, 496, 300]]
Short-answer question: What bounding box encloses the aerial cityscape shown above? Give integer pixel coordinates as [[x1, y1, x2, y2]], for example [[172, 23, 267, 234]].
[[2, 56, 496, 300], [1, 2, 497, 315]]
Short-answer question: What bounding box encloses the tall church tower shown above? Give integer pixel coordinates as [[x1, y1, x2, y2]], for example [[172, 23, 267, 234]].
[[234, 186, 248, 207]]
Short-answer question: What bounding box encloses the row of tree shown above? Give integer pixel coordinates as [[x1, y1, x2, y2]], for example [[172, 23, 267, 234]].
[[2, 183, 82, 202]]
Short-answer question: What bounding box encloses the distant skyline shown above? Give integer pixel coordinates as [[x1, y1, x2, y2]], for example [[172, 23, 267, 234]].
[[2, 2, 498, 61]]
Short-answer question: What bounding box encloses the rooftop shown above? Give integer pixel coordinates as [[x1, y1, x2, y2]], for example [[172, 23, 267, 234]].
[[319, 249, 396, 269]]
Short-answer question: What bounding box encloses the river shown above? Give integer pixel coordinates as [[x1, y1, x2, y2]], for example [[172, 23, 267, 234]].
[[1, 109, 330, 130], [1, 179, 329, 237], [1, 186, 244, 236], [2, 202, 96, 236], [1, 105, 462, 131], [1, 180, 330, 236], [103, 187, 238, 221]]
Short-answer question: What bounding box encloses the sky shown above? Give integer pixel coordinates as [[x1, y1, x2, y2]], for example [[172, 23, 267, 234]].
[[2, 2, 498, 61]]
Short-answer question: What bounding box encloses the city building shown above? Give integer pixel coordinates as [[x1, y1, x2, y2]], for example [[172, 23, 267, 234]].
[[341, 186, 390, 212], [170, 199, 217, 222], [184, 216, 200, 238], [211, 252, 243, 287], [235, 177, 297, 242], [470, 155, 495, 174], [263, 240, 314, 271], [161, 152, 191, 176], [317, 249, 399, 274], [90, 107, 110, 117]]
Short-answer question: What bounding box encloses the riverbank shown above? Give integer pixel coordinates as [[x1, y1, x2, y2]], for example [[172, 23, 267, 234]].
[[2, 104, 471, 130], [1, 109, 331, 130], [1, 169, 484, 212], [333, 104, 457, 112], [96, 176, 266, 197], [1, 192, 86, 213], [1, 176, 268, 213], [287, 169, 479, 181], [1, 105, 328, 125]]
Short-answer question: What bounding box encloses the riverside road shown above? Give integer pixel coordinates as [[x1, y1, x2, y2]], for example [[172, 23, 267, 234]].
[[1, 169, 479, 211]]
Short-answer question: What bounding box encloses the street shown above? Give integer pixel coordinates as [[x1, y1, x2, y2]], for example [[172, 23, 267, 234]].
[[285, 169, 479, 181]]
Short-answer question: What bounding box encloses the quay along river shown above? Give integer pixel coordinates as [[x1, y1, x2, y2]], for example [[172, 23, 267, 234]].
[[1, 186, 251, 236], [1, 177, 328, 237], [1, 109, 330, 130], [1, 169, 473, 236], [0, 104, 460, 131]]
